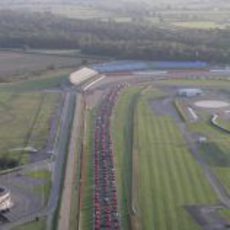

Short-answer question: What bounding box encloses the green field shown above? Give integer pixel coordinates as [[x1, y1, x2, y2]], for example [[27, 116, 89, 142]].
[[0, 91, 60, 169], [215, 168, 230, 194], [216, 117, 230, 132], [5, 5, 112, 19], [220, 209, 230, 220], [80, 111, 95, 230], [112, 87, 141, 229], [13, 219, 46, 230], [113, 87, 217, 230], [172, 21, 225, 29], [27, 170, 52, 204], [155, 79, 230, 89], [189, 119, 230, 194]]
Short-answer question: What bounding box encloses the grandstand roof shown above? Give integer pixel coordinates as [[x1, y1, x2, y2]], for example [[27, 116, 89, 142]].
[[69, 67, 98, 85], [92, 61, 208, 73]]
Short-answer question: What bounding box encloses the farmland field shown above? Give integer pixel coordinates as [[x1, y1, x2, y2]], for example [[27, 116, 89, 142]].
[[172, 21, 225, 29], [113, 87, 217, 230], [0, 51, 101, 81], [0, 91, 61, 169], [0, 4, 112, 19], [215, 168, 230, 194]]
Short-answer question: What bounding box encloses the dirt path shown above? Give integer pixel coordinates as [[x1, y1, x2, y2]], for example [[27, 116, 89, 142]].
[[57, 94, 83, 230]]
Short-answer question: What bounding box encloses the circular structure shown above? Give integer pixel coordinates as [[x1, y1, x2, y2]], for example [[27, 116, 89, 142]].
[[0, 186, 13, 211], [194, 100, 229, 109]]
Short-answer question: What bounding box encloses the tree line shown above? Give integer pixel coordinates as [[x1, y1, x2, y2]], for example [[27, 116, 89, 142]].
[[0, 10, 230, 63]]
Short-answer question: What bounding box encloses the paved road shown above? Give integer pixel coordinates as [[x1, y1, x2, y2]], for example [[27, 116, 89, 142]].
[[46, 91, 76, 228], [57, 94, 82, 230]]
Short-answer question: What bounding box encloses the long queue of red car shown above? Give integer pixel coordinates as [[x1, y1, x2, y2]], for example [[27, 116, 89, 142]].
[[93, 84, 126, 230]]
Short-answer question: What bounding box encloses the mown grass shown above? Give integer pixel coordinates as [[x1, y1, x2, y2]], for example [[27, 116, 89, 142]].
[[13, 219, 46, 230], [113, 87, 217, 230], [178, 96, 230, 221], [0, 91, 60, 169], [27, 170, 52, 205], [215, 168, 230, 194], [80, 111, 95, 230], [189, 120, 230, 193], [219, 209, 230, 220], [0, 74, 69, 92], [200, 142, 230, 167], [68, 97, 84, 230], [28, 170, 50, 179], [156, 79, 230, 89], [112, 87, 142, 230], [216, 117, 230, 132]]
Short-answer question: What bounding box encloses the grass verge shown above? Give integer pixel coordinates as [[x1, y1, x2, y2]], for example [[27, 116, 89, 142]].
[[13, 219, 46, 230], [80, 110, 95, 230]]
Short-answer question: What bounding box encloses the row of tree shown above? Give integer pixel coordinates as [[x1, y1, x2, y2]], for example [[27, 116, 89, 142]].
[[0, 10, 230, 63]]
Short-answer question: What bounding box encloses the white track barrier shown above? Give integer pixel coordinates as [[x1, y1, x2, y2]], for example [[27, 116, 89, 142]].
[[83, 76, 106, 91], [188, 107, 198, 121], [211, 114, 219, 125]]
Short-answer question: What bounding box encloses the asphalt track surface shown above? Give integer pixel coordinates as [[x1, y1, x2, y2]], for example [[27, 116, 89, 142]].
[[57, 94, 82, 230]]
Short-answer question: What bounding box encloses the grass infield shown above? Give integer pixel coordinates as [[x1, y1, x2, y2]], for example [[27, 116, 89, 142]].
[[113, 87, 217, 230]]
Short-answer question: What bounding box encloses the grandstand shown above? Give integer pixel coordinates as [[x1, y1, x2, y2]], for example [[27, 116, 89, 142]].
[[69, 67, 99, 85], [92, 61, 148, 73], [149, 61, 207, 69], [92, 61, 208, 73]]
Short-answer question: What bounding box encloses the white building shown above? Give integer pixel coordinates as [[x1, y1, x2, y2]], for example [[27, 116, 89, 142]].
[[69, 67, 99, 86], [0, 187, 13, 211], [198, 136, 207, 143], [178, 88, 203, 97]]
